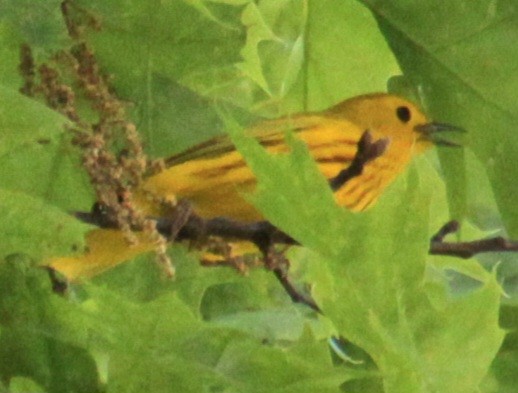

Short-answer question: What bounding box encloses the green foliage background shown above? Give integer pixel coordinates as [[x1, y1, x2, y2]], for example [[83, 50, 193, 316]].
[[0, 0, 517, 392]]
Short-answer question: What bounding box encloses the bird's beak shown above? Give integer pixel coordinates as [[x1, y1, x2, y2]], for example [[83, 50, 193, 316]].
[[414, 122, 466, 147]]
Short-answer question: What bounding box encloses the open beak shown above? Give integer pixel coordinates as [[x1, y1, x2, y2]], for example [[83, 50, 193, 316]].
[[415, 122, 466, 147]]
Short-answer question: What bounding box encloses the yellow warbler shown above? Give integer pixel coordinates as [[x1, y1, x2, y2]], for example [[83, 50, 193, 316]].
[[143, 93, 432, 220], [50, 93, 459, 279]]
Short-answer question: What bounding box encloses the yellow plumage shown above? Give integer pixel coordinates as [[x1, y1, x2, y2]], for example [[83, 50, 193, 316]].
[[50, 93, 438, 279], [143, 93, 430, 220]]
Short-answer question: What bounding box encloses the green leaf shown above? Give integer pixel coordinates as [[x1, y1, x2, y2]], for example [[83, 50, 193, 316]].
[[226, 114, 504, 392], [72, 0, 399, 157], [0, 0, 69, 53], [483, 304, 518, 392], [0, 189, 89, 261], [0, 86, 92, 211], [73, 0, 245, 157], [8, 376, 45, 393], [360, 0, 518, 237], [0, 255, 102, 393], [67, 284, 349, 393], [0, 86, 91, 261]]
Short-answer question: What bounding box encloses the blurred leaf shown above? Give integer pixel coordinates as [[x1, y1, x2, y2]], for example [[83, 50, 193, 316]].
[[304, 0, 400, 109], [484, 305, 518, 392], [72, 0, 246, 158], [67, 285, 348, 393], [0, 86, 91, 262], [0, 255, 102, 393], [0, 0, 70, 94], [1, 254, 351, 393], [72, 0, 399, 158], [360, 0, 518, 237], [8, 376, 45, 393], [0, 189, 89, 261], [0, 0, 69, 53], [226, 117, 504, 392], [0, 86, 92, 211]]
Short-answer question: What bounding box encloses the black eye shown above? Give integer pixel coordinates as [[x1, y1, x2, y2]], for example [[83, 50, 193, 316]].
[[396, 106, 411, 123]]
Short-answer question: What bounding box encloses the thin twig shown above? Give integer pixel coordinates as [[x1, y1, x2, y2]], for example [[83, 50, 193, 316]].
[[271, 263, 321, 312], [430, 220, 518, 258]]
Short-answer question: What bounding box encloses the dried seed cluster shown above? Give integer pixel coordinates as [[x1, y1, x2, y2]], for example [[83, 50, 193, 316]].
[[19, 2, 174, 277]]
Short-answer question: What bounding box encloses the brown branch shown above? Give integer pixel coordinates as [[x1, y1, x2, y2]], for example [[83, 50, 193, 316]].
[[76, 203, 321, 309], [429, 220, 518, 258], [73, 130, 388, 311], [76, 129, 390, 248]]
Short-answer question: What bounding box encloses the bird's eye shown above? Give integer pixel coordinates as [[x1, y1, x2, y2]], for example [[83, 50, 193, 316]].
[[396, 106, 411, 123]]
